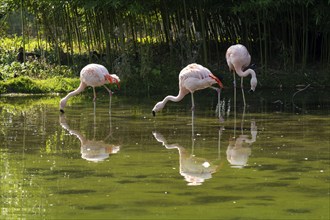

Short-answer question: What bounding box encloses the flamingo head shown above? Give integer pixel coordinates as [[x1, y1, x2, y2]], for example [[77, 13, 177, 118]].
[[152, 102, 164, 117], [112, 78, 120, 90], [209, 73, 224, 89], [105, 74, 120, 89], [59, 98, 66, 113], [250, 77, 257, 92]]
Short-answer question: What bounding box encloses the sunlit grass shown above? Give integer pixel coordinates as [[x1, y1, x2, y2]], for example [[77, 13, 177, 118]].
[[0, 76, 80, 94]]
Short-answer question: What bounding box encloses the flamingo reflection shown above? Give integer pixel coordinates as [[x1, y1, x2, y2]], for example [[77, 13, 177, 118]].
[[152, 129, 221, 186], [59, 113, 120, 162], [153, 109, 224, 185], [226, 119, 257, 168]]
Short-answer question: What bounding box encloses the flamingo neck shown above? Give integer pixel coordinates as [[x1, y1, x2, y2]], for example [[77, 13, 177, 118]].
[[237, 68, 256, 79], [237, 68, 257, 89], [152, 89, 188, 114], [248, 69, 257, 81], [165, 94, 185, 103], [60, 82, 87, 110], [158, 93, 186, 110]]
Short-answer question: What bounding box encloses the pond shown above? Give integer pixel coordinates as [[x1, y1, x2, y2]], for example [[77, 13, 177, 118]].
[[0, 88, 329, 220]]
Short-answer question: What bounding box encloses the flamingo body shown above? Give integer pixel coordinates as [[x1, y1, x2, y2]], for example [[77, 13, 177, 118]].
[[152, 63, 223, 116], [226, 44, 257, 92], [226, 44, 251, 73], [226, 44, 258, 106], [81, 64, 109, 86], [60, 64, 120, 113]]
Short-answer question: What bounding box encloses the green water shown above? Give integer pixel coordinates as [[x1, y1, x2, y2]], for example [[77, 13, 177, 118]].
[[0, 90, 329, 220]]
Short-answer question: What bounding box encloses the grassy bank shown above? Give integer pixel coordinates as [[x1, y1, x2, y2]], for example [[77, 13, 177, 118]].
[[0, 38, 329, 97]]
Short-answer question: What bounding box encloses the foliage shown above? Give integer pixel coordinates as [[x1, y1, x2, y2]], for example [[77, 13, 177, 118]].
[[0, 0, 329, 96], [2, 0, 328, 68], [0, 61, 74, 79]]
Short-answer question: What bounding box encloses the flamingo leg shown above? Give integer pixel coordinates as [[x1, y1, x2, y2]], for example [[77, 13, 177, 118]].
[[103, 85, 113, 96], [233, 71, 236, 88], [191, 108, 195, 155], [217, 88, 222, 121], [103, 85, 113, 110], [233, 71, 236, 116], [241, 77, 246, 106], [109, 94, 112, 110], [191, 93, 195, 111], [93, 87, 97, 102], [241, 105, 246, 134], [93, 101, 96, 138], [210, 86, 222, 120]]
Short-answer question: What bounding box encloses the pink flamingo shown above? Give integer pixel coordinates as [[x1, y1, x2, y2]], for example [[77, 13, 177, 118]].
[[59, 64, 120, 113], [226, 44, 257, 106], [152, 63, 224, 116]]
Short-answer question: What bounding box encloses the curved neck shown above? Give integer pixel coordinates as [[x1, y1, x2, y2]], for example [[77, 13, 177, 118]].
[[66, 82, 87, 99], [237, 68, 256, 79], [157, 89, 188, 110], [164, 94, 185, 103], [60, 82, 87, 108]]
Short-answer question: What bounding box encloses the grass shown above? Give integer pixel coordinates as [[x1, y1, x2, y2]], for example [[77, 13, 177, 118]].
[[0, 76, 80, 94]]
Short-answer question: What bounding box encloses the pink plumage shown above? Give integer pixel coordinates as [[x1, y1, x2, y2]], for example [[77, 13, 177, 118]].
[[152, 63, 223, 116], [226, 44, 257, 106], [60, 63, 120, 113]]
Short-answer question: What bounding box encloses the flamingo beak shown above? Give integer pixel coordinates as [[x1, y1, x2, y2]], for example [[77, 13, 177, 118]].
[[105, 75, 120, 89], [114, 79, 120, 90], [209, 74, 224, 89]]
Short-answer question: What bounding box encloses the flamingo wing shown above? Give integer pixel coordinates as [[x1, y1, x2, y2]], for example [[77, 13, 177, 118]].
[[180, 63, 223, 91]]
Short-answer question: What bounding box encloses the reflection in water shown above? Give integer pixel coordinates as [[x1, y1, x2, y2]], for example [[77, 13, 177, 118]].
[[1, 95, 329, 219], [226, 111, 257, 168], [59, 109, 120, 162], [153, 111, 221, 186], [153, 132, 220, 186]]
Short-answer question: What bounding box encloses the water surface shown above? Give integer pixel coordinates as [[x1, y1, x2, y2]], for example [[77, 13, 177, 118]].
[[0, 89, 329, 219]]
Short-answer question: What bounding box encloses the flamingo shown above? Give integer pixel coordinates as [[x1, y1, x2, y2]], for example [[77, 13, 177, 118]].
[[226, 44, 257, 106], [152, 63, 224, 116], [59, 63, 120, 113]]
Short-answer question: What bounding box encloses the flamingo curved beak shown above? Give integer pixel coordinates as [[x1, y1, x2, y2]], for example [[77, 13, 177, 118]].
[[105, 75, 120, 89], [113, 79, 120, 90], [209, 73, 224, 89]]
